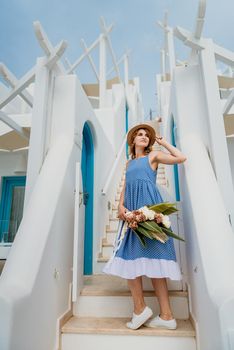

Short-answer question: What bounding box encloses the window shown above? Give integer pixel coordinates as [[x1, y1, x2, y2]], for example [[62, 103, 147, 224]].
[[0, 176, 26, 243]]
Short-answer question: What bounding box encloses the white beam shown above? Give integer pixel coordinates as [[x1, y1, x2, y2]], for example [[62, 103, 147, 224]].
[[0, 111, 29, 140], [174, 25, 234, 68], [67, 24, 113, 74], [107, 49, 131, 77], [124, 53, 129, 87], [64, 57, 73, 71], [99, 33, 107, 108], [33, 21, 66, 73], [174, 26, 205, 50], [157, 12, 176, 79], [24, 57, 50, 209], [0, 63, 33, 107], [100, 17, 122, 84], [0, 67, 36, 110], [80, 39, 99, 82], [214, 44, 234, 67], [194, 0, 206, 39], [45, 40, 68, 70], [223, 89, 234, 115]]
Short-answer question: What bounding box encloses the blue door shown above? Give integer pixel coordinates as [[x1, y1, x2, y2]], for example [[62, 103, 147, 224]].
[[81, 123, 94, 275], [0, 176, 26, 243]]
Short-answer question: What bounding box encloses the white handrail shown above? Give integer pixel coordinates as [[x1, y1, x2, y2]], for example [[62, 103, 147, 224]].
[[102, 135, 127, 195], [72, 162, 80, 302]]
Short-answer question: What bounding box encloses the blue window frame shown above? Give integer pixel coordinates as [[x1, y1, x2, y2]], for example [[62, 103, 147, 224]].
[[0, 176, 26, 242]]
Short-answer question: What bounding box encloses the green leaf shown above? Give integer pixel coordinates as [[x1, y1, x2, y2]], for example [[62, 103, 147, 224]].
[[161, 227, 185, 242], [132, 230, 147, 247], [136, 226, 154, 239], [148, 202, 178, 215], [148, 230, 169, 243], [139, 221, 164, 234]]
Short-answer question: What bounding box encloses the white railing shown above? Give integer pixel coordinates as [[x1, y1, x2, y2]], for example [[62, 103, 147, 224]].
[[101, 135, 127, 195], [72, 162, 83, 302]]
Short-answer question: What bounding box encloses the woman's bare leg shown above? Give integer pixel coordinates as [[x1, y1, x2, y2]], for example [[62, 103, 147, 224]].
[[151, 277, 174, 320], [127, 276, 146, 314]]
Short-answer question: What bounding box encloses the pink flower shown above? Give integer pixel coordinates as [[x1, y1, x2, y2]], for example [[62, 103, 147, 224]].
[[129, 221, 138, 229], [154, 213, 164, 224], [135, 213, 146, 223]]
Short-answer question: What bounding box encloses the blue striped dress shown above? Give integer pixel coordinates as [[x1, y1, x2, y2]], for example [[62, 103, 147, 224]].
[[103, 155, 182, 280]]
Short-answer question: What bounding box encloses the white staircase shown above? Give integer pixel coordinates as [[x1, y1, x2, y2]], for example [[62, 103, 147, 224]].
[[61, 275, 196, 350]]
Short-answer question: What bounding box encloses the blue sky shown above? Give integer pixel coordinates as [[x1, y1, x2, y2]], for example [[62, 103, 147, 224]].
[[0, 0, 233, 118]]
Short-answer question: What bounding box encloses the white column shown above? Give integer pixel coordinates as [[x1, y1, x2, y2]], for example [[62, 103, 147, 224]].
[[167, 28, 176, 79], [160, 49, 166, 81], [99, 33, 107, 108], [124, 53, 129, 88], [200, 38, 234, 226], [156, 74, 162, 116], [24, 57, 50, 209]]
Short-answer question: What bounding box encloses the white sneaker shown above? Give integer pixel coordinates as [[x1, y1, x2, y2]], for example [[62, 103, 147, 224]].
[[126, 306, 153, 330], [144, 315, 177, 330]]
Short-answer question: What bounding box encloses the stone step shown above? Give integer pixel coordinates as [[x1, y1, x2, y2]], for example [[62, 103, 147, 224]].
[[97, 255, 110, 263], [106, 226, 117, 233], [106, 220, 119, 231], [83, 275, 184, 293], [109, 217, 119, 222], [74, 276, 189, 319], [105, 231, 117, 243], [74, 294, 189, 319], [157, 179, 167, 186], [102, 244, 114, 256], [61, 317, 196, 350]]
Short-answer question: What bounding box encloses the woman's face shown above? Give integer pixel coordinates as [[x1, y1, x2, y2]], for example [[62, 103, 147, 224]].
[[133, 129, 150, 147]]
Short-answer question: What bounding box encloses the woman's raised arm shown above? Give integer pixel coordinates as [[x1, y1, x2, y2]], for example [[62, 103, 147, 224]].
[[152, 136, 187, 165]]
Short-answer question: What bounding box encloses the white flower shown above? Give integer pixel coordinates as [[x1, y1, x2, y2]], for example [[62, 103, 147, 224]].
[[162, 215, 171, 228], [139, 206, 155, 220]]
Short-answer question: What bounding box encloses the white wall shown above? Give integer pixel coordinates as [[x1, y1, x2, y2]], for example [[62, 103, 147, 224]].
[[167, 64, 234, 350], [0, 152, 27, 176], [227, 137, 234, 191], [0, 64, 145, 349]]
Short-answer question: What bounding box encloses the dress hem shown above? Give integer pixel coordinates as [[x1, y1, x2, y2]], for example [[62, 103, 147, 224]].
[[102, 256, 182, 280]]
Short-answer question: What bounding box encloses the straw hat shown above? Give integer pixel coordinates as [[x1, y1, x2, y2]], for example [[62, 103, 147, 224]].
[[127, 123, 156, 146]]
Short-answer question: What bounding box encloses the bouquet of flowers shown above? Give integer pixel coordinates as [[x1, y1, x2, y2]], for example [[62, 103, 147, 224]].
[[124, 202, 185, 247]]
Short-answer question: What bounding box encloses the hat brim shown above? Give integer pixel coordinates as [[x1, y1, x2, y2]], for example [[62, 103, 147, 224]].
[[127, 123, 156, 146]]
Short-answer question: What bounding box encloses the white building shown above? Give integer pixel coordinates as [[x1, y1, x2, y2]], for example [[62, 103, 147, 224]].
[[0, 2, 234, 349]]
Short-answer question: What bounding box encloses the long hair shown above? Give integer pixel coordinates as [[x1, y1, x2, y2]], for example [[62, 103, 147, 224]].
[[129, 128, 153, 159]]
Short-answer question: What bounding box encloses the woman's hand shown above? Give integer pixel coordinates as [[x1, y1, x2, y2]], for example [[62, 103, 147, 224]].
[[118, 205, 128, 220], [155, 135, 165, 146]]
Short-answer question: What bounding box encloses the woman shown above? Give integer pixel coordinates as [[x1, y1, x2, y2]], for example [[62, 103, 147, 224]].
[[103, 123, 187, 330]]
